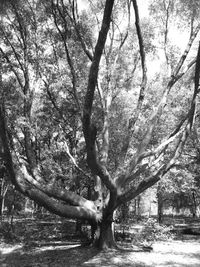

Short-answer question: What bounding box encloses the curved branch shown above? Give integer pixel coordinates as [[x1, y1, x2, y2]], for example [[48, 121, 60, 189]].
[[83, 0, 115, 122], [118, 166, 163, 205], [20, 164, 96, 212], [82, 0, 116, 192], [0, 103, 24, 193], [128, 0, 147, 127], [24, 187, 99, 221], [172, 23, 200, 78]]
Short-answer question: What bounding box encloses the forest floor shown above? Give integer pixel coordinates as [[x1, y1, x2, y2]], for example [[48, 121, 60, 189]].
[[0, 215, 200, 266], [1, 238, 200, 267]]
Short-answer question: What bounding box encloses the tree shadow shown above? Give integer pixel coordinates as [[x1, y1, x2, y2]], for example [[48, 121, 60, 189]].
[[0, 244, 100, 267], [0, 243, 153, 267], [1, 240, 200, 267]]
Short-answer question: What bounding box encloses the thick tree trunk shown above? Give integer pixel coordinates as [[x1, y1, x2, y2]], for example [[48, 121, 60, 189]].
[[96, 215, 117, 250]]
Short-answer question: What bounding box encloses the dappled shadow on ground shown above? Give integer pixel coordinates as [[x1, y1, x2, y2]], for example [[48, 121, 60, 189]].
[[0, 244, 99, 267], [81, 240, 200, 267], [1, 239, 200, 267], [82, 246, 200, 267]]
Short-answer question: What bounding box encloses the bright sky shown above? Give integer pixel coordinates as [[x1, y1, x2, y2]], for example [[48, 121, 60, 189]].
[[138, 0, 149, 18], [78, 0, 89, 11]]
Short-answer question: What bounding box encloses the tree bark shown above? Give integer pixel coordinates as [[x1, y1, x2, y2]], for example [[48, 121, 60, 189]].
[[95, 212, 117, 250], [157, 195, 164, 224]]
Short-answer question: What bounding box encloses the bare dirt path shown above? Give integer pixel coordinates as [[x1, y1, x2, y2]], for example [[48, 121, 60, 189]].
[[1, 238, 200, 267]]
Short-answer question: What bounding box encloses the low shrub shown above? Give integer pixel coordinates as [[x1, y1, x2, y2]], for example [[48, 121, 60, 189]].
[[133, 218, 175, 246]]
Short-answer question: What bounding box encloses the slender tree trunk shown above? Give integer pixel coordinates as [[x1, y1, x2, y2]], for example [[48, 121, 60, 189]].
[[192, 191, 197, 218], [0, 196, 2, 216], [157, 193, 163, 224], [1, 188, 8, 216], [75, 219, 82, 234], [158, 201, 163, 224], [157, 183, 164, 224], [0, 182, 8, 217]]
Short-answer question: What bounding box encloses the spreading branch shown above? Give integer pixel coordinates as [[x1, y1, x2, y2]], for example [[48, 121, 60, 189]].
[[20, 164, 96, 212], [118, 41, 200, 203], [0, 100, 99, 221], [126, 23, 200, 176]]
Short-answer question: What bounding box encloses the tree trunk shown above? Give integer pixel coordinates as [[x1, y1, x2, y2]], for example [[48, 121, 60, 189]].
[[192, 191, 197, 218], [0, 196, 2, 216], [157, 194, 163, 224], [157, 183, 164, 224], [96, 214, 117, 250]]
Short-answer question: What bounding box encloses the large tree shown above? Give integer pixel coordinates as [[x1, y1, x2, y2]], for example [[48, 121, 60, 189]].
[[0, 0, 200, 249]]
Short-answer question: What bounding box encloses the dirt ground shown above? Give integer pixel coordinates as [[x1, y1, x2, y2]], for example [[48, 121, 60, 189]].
[[1, 238, 200, 267]]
